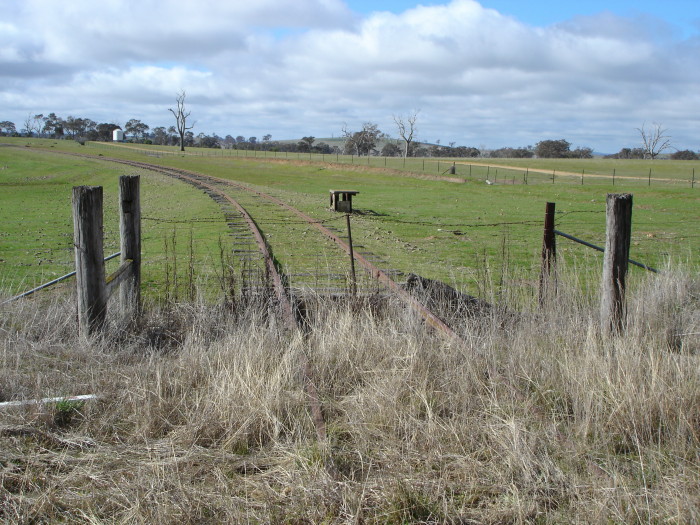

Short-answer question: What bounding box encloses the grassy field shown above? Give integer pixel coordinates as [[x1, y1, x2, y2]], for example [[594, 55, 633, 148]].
[[84, 139, 700, 184], [1, 139, 699, 522], [1, 138, 698, 302], [0, 142, 231, 298]]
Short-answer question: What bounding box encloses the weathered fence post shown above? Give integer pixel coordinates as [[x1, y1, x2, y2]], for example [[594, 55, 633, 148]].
[[539, 202, 556, 305], [346, 213, 357, 296], [119, 175, 141, 316], [73, 186, 107, 336], [600, 193, 633, 334]]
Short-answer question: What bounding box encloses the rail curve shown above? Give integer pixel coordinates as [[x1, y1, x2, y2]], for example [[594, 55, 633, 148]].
[[109, 158, 460, 340]]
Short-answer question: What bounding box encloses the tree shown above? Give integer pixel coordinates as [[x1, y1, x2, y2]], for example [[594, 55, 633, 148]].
[[167, 126, 178, 146], [670, 149, 699, 160], [95, 122, 120, 142], [489, 147, 534, 158], [197, 133, 220, 149], [298, 136, 315, 152], [637, 123, 671, 159], [63, 116, 92, 138], [22, 114, 33, 136], [452, 146, 480, 158], [222, 135, 235, 149], [0, 121, 16, 136], [342, 122, 381, 156], [535, 139, 571, 158], [152, 126, 168, 145], [393, 110, 419, 158], [23, 114, 44, 137], [606, 147, 645, 160], [314, 142, 332, 154], [570, 147, 593, 159], [381, 142, 402, 157], [42, 113, 64, 138], [125, 119, 149, 141], [169, 91, 194, 151], [32, 114, 44, 137]]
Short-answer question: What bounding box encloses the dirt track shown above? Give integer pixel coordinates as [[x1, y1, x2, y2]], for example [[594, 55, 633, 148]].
[[453, 161, 674, 183]]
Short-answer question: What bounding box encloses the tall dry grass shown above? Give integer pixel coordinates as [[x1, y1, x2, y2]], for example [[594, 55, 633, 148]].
[[0, 267, 698, 523]]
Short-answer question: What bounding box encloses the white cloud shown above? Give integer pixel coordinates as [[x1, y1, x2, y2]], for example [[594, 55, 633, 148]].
[[1, 0, 699, 151]]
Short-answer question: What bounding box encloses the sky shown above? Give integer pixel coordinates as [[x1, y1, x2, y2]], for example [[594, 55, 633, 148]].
[[2, 0, 699, 153]]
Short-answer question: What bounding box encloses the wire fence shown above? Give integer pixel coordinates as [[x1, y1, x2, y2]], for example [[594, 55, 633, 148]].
[[3, 142, 696, 301], [86, 141, 699, 189]]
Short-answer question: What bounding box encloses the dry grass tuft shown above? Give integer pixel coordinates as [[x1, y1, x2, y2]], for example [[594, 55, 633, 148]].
[[1, 269, 699, 523]]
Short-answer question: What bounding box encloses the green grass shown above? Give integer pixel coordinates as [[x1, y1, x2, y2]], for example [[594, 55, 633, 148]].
[[459, 157, 700, 185], [1, 140, 699, 523], [81, 139, 700, 184], [109, 143, 697, 292], [1, 139, 698, 301], [0, 143, 230, 298]]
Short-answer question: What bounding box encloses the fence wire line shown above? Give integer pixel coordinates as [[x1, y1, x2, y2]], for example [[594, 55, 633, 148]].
[[142, 214, 348, 227], [86, 141, 699, 187], [1, 252, 121, 304], [359, 216, 540, 229], [141, 213, 594, 234]]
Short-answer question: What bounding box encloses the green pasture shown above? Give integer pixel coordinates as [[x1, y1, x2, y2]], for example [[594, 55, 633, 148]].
[[1, 139, 698, 301], [0, 143, 230, 299], [80, 139, 700, 185], [95, 142, 696, 288]]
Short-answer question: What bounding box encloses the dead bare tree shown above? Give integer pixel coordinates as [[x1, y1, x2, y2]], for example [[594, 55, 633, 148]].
[[637, 122, 671, 160], [169, 91, 195, 152], [22, 114, 32, 136], [393, 110, 419, 158], [340, 122, 353, 155]]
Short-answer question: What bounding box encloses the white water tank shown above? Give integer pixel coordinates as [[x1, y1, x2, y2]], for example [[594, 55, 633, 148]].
[[113, 129, 124, 142]]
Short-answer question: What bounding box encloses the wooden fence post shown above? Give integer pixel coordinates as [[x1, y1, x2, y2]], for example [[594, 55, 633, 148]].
[[119, 175, 141, 316], [73, 186, 106, 336], [346, 213, 357, 296], [539, 202, 556, 305], [600, 193, 633, 334]]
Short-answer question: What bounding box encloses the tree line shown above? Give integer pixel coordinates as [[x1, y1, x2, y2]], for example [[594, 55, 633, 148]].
[[1, 110, 696, 160], [0, 114, 153, 143]]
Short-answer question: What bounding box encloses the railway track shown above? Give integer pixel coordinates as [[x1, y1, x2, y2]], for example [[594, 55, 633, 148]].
[[84, 156, 461, 341], [112, 159, 460, 454], [108, 158, 461, 338], [10, 147, 465, 453]]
